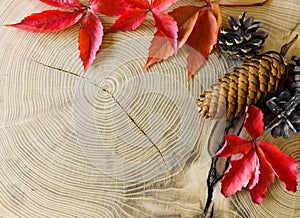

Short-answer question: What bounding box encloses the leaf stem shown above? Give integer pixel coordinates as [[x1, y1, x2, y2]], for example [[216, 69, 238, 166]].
[[219, 0, 270, 7]]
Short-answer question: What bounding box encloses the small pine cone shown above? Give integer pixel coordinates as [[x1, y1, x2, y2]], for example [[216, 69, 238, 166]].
[[262, 56, 300, 139], [197, 51, 289, 119], [218, 11, 268, 59]]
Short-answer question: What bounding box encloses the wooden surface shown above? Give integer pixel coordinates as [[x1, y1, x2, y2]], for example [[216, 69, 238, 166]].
[[0, 0, 300, 217]]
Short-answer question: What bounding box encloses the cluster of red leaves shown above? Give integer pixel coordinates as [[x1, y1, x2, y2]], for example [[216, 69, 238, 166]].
[[6, 0, 272, 76], [216, 106, 298, 204], [6, 0, 222, 76]]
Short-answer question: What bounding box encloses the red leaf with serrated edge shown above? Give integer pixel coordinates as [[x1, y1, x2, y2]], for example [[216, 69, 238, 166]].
[[124, 0, 150, 9], [89, 0, 131, 16], [221, 149, 258, 197], [215, 135, 252, 158], [186, 8, 218, 79], [152, 0, 178, 12], [244, 106, 264, 139], [79, 10, 103, 72], [152, 10, 178, 52], [6, 10, 82, 32], [248, 146, 275, 204], [259, 141, 298, 192], [144, 6, 200, 69], [39, 0, 83, 9], [108, 8, 147, 32]]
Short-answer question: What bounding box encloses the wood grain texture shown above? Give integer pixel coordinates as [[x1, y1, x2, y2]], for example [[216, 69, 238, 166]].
[[0, 0, 299, 217]]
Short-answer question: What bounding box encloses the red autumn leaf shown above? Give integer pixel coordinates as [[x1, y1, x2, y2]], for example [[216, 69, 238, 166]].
[[39, 0, 83, 9], [89, 0, 131, 16], [6, 0, 124, 72], [144, 5, 200, 69], [215, 135, 252, 157], [108, 8, 147, 31], [145, 1, 221, 79], [216, 105, 298, 204], [221, 149, 258, 197], [5, 10, 83, 32], [248, 146, 274, 204], [260, 141, 298, 191], [79, 10, 103, 72], [124, 0, 150, 9], [247, 153, 260, 190], [244, 105, 264, 139], [109, 0, 178, 52], [152, 11, 178, 52], [151, 0, 177, 11]]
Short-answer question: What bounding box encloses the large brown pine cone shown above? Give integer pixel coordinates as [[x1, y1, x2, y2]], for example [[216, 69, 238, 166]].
[[197, 51, 289, 119]]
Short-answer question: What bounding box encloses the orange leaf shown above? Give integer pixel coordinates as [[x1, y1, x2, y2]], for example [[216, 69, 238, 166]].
[[185, 7, 218, 79], [211, 2, 222, 34], [170, 6, 200, 48], [79, 10, 103, 72]]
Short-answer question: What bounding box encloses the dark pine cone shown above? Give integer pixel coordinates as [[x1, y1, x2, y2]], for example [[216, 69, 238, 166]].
[[261, 56, 300, 139], [218, 12, 268, 59]]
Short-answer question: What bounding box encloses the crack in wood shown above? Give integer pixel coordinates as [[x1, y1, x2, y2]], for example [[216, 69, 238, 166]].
[[101, 87, 167, 166], [32, 60, 82, 78], [31, 59, 166, 166], [203, 114, 245, 217]]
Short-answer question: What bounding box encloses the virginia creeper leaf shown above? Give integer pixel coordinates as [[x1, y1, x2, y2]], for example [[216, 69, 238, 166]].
[[221, 150, 258, 197], [211, 2, 222, 34], [152, 0, 178, 12], [216, 135, 253, 158], [152, 10, 178, 52], [6, 10, 83, 32], [39, 0, 83, 9], [259, 141, 298, 192], [124, 0, 150, 9], [247, 154, 260, 190], [186, 8, 218, 79], [248, 146, 275, 204], [144, 6, 200, 69], [217, 106, 298, 204], [89, 0, 131, 16], [244, 105, 264, 139], [144, 31, 174, 69], [173, 6, 201, 48], [79, 10, 103, 72], [108, 8, 147, 31]]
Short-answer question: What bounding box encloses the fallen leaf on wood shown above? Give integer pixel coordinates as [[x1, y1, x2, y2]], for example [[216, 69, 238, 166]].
[[216, 106, 298, 204]]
